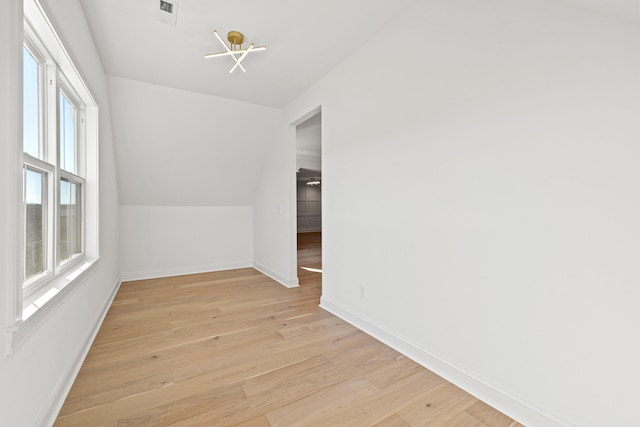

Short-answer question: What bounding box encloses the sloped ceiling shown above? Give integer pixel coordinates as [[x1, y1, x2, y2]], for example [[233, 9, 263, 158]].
[[82, 0, 640, 206], [108, 75, 282, 206], [547, 0, 640, 23], [79, 0, 418, 108], [78, 0, 640, 109], [296, 113, 321, 157]]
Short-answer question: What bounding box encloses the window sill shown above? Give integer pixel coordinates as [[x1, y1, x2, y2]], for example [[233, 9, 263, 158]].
[[6, 257, 99, 355]]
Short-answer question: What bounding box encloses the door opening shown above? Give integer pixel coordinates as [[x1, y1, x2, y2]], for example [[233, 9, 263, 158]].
[[295, 111, 322, 283]]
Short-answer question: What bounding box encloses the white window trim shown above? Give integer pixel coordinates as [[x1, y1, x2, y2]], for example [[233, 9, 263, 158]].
[[6, 0, 100, 355], [22, 157, 55, 299]]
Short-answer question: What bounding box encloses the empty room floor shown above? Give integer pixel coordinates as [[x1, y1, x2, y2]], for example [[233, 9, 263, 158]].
[[55, 232, 521, 426]]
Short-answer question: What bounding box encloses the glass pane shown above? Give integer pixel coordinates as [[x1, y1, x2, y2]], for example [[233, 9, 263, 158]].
[[59, 92, 76, 173], [23, 47, 40, 158], [59, 179, 81, 262], [25, 169, 45, 280]]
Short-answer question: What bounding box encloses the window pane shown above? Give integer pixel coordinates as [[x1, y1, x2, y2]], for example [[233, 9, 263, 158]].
[[25, 169, 45, 280], [59, 179, 81, 262], [23, 47, 40, 158], [59, 92, 76, 173]]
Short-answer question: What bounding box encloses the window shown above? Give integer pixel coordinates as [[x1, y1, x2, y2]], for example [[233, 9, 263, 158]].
[[21, 40, 53, 295], [22, 47, 40, 158], [59, 178, 82, 263], [24, 167, 46, 281], [9, 0, 100, 352], [21, 30, 89, 305], [59, 90, 77, 173]]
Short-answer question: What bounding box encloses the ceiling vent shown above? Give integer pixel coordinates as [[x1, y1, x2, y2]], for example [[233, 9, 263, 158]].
[[156, 0, 178, 26]]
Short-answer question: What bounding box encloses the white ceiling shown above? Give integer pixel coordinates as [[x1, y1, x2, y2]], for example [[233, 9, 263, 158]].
[[79, 0, 417, 108], [296, 113, 321, 156], [547, 0, 640, 23], [79, 0, 640, 109]]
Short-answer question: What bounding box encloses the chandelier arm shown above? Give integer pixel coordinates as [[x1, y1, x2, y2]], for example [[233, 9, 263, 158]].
[[205, 46, 265, 59], [206, 30, 266, 72], [205, 51, 241, 59], [229, 44, 254, 73], [213, 29, 233, 51], [213, 30, 246, 72]]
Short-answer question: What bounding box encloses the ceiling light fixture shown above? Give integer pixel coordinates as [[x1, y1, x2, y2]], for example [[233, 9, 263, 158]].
[[205, 30, 266, 73]]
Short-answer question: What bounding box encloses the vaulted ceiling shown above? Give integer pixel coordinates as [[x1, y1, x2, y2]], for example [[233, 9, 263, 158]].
[[79, 0, 418, 107], [548, 0, 640, 23], [79, 0, 640, 108], [78, 0, 640, 207]]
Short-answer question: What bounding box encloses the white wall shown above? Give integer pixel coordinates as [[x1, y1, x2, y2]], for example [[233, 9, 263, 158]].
[[253, 121, 300, 287], [256, 0, 640, 425], [296, 113, 322, 171], [108, 76, 281, 280], [0, 0, 121, 426], [120, 206, 253, 280], [108, 75, 281, 206], [0, 0, 22, 371]]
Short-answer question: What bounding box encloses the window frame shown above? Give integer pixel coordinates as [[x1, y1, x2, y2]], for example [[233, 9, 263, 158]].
[[20, 30, 89, 308], [22, 158, 54, 298], [7, 0, 100, 354], [58, 82, 81, 175], [58, 174, 85, 267], [21, 40, 45, 160]]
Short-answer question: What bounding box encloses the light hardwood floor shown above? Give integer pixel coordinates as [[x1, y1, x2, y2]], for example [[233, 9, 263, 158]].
[[56, 232, 522, 426]]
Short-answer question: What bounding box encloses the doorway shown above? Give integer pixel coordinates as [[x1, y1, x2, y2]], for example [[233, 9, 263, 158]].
[[295, 111, 322, 282]]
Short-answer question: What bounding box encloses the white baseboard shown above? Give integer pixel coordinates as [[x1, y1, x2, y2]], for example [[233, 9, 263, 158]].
[[319, 296, 570, 427], [37, 278, 122, 427], [253, 262, 299, 288], [120, 261, 253, 282]]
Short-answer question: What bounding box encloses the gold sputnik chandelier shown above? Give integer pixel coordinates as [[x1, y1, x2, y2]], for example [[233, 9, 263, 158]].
[[204, 30, 267, 73]]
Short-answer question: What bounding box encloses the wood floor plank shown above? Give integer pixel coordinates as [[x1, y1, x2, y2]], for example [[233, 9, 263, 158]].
[[59, 368, 174, 417], [265, 377, 380, 427], [465, 400, 525, 427], [240, 354, 331, 397], [167, 364, 360, 426], [363, 355, 443, 390], [439, 411, 490, 427], [374, 414, 413, 427], [396, 382, 478, 426], [112, 382, 247, 426], [233, 415, 273, 427], [303, 370, 442, 427], [55, 232, 520, 426]]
